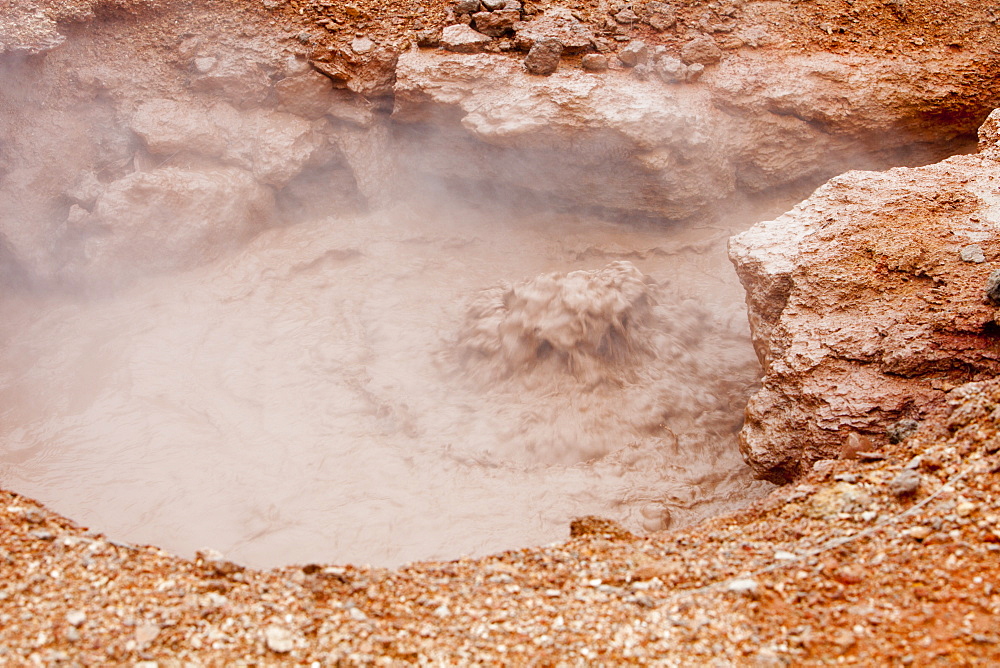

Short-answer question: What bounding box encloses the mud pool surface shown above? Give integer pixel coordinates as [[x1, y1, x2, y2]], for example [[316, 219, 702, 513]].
[[0, 199, 781, 568]]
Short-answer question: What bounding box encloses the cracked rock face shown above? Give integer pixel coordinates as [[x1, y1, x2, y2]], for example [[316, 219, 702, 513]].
[[729, 109, 1000, 483]]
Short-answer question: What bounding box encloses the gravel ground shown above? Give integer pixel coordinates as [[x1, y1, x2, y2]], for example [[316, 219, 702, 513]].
[[3, 379, 999, 665]]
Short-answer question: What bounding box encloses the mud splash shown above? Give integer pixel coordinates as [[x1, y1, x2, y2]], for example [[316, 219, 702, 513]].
[[0, 193, 783, 568]]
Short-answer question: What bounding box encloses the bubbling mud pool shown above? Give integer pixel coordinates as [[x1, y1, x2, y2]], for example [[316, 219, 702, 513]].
[[0, 199, 779, 568]]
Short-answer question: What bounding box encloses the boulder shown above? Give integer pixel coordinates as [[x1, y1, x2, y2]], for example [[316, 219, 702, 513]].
[[64, 167, 274, 284], [188, 53, 273, 107], [275, 70, 339, 119], [729, 113, 1000, 482], [131, 99, 328, 187]]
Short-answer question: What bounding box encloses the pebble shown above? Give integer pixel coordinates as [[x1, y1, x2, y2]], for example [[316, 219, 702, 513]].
[[680, 36, 723, 65], [617, 39, 648, 67], [481, 0, 507, 10], [581, 53, 608, 71], [351, 35, 375, 54], [614, 8, 640, 24], [65, 611, 86, 627], [454, 0, 481, 13], [907, 526, 932, 540], [726, 578, 758, 594], [193, 56, 216, 73], [264, 625, 295, 653], [985, 269, 1000, 304], [956, 501, 975, 516], [887, 418, 920, 444], [524, 38, 562, 75], [961, 245, 986, 263], [889, 469, 921, 497], [135, 623, 160, 647]]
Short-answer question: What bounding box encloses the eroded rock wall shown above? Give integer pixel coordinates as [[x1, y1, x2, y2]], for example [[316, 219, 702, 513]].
[[1, 0, 999, 291], [730, 111, 1000, 483]]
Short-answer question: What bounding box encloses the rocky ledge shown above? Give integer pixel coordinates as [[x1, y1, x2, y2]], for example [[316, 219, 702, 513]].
[[731, 109, 1000, 483]]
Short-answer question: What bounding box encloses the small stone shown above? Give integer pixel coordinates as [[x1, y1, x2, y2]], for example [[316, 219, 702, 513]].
[[643, 1, 677, 31], [481, 0, 506, 9], [654, 55, 686, 83], [961, 244, 986, 263], [886, 418, 919, 444], [296, 32, 313, 44], [726, 578, 758, 594], [581, 54, 608, 71], [680, 36, 723, 65], [809, 482, 872, 518], [751, 650, 785, 668], [907, 526, 932, 540], [774, 550, 796, 561], [889, 469, 921, 497], [617, 39, 648, 67], [66, 611, 86, 627], [135, 623, 160, 647], [472, 9, 520, 37], [415, 28, 442, 47], [265, 625, 295, 653], [812, 459, 837, 476], [454, 0, 481, 13], [524, 38, 562, 75], [978, 108, 1000, 159], [840, 432, 873, 459], [685, 63, 705, 82], [351, 36, 375, 54], [831, 565, 864, 585], [441, 24, 492, 52], [956, 500, 975, 516], [514, 7, 594, 53], [195, 548, 224, 562], [614, 8, 640, 24], [193, 56, 216, 73], [985, 269, 1000, 304], [632, 63, 652, 80]]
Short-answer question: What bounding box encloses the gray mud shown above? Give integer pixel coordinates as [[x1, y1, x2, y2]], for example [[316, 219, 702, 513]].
[[0, 192, 782, 568]]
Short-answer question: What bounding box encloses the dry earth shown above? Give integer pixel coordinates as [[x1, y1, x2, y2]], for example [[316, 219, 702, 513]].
[[2, 0, 1000, 664]]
